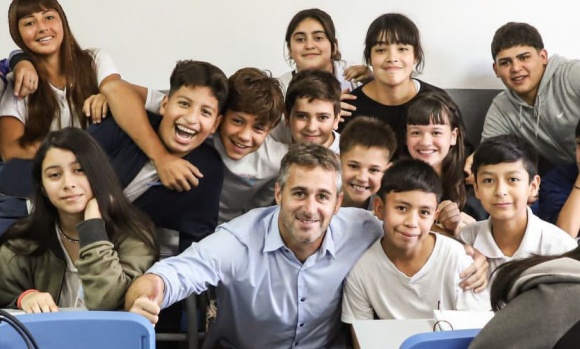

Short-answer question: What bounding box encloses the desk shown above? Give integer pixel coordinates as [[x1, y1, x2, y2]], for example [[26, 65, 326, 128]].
[[353, 319, 433, 349]]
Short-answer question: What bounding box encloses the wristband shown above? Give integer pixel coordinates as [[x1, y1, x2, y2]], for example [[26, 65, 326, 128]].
[[17, 289, 39, 309]]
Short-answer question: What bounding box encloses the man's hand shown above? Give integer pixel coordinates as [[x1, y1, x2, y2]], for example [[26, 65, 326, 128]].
[[153, 153, 203, 192], [460, 245, 489, 293], [125, 274, 165, 325], [13, 60, 38, 99], [20, 291, 59, 314]]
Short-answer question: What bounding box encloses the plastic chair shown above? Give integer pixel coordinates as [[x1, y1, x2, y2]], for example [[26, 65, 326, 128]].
[[0, 310, 155, 349], [400, 329, 480, 349]]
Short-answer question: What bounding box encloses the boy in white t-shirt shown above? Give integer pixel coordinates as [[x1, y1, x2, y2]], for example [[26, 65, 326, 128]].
[[460, 135, 577, 282], [342, 159, 490, 342]]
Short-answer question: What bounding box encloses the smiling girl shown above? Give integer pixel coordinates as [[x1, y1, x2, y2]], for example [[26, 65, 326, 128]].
[[0, 0, 121, 161], [0, 128, 157, 312], [271, 8, 368, 143], [339, 13, 446, 135], [403, 91, 479, 236]]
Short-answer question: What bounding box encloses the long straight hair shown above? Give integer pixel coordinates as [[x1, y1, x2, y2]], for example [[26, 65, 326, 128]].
[[8, 0, 99, 145], [0, 128, 158, 257], [403, 91, 467, 209]]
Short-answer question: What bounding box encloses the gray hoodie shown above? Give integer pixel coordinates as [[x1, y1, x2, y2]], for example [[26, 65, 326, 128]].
[[482, 55, 580, 166], [469, 258, 580, 349]]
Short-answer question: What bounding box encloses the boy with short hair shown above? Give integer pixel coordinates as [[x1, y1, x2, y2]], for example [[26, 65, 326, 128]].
[[339, 116, 397, 209], [460, 135, 577, 280], [342, 159, 489, 327], [480, 22, 580, 171], [539, 118, 580, 237], [213, 67, 287, 224], [283, 69, 342, 153], [89, 60, 227, 251]]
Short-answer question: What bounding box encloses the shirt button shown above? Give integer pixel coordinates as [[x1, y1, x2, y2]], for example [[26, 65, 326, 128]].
[[284, 249, 290, 253], [299, 323, 304, 327], [295, 342, 299, 346], [300, 298, 306, 302]]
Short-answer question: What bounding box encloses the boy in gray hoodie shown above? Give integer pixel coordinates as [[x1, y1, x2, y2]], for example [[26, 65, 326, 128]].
[[471, 22, 580, 176]]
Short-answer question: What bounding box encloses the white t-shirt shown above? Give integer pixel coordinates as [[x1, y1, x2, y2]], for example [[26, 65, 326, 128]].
[[459, 207, 578, 282], [213, 135, 289, 224], [0, 49, 119, 130], [342, 234, 490, 322]]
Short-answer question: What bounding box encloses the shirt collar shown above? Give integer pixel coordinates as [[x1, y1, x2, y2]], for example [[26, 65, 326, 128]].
[[473, 207, 539, 258]]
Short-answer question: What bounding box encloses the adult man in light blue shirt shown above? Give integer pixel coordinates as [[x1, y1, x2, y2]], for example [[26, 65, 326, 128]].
[[125, 143, 382, 348], [125, 143, 487, 348]]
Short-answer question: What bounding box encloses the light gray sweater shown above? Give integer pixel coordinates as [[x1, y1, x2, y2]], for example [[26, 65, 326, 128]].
[[482, 55, 580, 166]]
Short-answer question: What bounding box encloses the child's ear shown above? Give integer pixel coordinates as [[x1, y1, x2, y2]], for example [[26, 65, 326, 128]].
[[450, 127, 458, 146], [473, 183, 481, 200], [211, 114, 223, 134], [492, 62, 500, 78], [332, 114, 340, 130], [284, 111, 291, 126], [529, 174, 541, 198], [159, 95, 169, 115], [332, 39, 340, 60], [373, 196, 385, 219]]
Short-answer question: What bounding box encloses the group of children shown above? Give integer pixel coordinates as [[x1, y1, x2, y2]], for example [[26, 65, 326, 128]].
[[0, 0, 579, 347]]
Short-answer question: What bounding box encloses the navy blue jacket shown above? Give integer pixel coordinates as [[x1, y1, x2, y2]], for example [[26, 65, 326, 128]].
[[88, 112, 224, 251]]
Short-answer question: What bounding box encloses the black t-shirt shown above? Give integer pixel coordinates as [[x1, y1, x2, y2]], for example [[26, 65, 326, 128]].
[[338, 79, 446, 134]]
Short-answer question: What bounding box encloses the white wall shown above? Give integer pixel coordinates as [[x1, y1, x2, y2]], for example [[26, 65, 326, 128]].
[[2, 0, 578, 90]]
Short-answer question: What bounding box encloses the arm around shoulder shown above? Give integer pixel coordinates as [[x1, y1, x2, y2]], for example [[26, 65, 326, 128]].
[[556, 176, 580, 238]]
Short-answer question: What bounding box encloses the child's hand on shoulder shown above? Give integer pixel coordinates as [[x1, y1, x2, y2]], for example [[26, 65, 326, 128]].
[[84, 198, 102, 220], [436, 200, 462, 236]]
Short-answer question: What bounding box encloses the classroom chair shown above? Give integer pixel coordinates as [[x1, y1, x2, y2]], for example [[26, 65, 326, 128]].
[[0, 310, 155, 349], [399, 329, 480, 349]]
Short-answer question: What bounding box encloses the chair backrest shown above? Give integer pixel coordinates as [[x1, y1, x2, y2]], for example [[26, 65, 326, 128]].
[[399, 329, 480, 349], [0, 311, 155, 349], [445, 89, 502, 148]]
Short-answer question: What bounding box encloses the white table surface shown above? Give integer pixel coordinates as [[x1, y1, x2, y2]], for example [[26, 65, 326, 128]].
[[353, 319, 434, 349]]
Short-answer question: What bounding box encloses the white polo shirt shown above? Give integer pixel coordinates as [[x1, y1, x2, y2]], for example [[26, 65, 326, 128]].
[[459, 207, 577, 282]]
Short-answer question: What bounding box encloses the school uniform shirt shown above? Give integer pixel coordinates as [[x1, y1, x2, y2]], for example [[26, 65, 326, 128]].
[[459, 207, 578, 281], [342, 234, 490, 322], [212, 135, 289, 224], [147, 206, 383, 349], [0, 49, 118, 130]]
